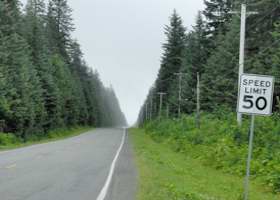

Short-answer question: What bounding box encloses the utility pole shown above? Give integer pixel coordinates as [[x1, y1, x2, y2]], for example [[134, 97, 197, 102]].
[[233, 4, 259, 198], [174, 73, 186, 118], [236, 4, 258, 126], [276, 96, 280, 111], [140, 109, 144, 126], [158, 92, 166, 118], [154, 101, 157, 119], [166, 104, 169, 118], [237, 4, 246, 126], [150, 96, 153, 120], [196, 73, 200, 128], [145, 103, 148, 121]]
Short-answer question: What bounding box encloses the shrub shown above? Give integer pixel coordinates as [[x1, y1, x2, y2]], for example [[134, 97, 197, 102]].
[[143, 111, 280, 193], [0, 133, 20, 146]]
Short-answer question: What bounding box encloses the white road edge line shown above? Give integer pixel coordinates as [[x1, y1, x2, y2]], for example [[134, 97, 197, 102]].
[[96, 128, 126, 200]]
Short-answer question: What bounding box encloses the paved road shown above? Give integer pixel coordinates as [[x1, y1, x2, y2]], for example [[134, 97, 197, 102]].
[[0, 128, 137, 200]]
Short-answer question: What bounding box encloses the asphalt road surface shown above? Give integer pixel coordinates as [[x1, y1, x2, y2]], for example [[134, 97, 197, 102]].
[[0, 128, 137, 200]]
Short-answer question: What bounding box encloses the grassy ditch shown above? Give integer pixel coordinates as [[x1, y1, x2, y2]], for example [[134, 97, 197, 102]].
[[130, 124, 279, 199]]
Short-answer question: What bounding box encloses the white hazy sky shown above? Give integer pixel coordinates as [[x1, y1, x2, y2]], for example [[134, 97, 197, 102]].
[[20, 0, 205, 125]]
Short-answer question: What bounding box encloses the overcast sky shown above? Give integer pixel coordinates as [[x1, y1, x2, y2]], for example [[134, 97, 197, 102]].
[[20, 0, 205, 125]]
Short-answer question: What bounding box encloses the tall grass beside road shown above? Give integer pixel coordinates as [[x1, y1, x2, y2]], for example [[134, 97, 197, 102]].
[[130, 112, 280, 199]]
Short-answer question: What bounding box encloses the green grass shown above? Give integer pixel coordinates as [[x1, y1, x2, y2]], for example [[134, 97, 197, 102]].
[[0, 126, 93, 151], [130, 128, 279, 200]]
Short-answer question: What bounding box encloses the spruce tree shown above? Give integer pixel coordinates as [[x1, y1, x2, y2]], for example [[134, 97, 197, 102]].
[[46, 0, 80, 127], [201, 17, 240, 111], [47, 0, 74, 60], [248, 22, 280, 110], [49, 54, 77, 126], [68, 41, 89, 124], [155, 10, 187, 116], [203, 0, 235, 47], [0, 0, 45, 138], [23, 0, 63, 130], [182, 12, 209, 113]]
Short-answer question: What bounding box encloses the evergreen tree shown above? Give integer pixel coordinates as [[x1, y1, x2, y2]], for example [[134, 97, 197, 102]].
[[49, 54, 77, 126], [246, 0, 280, 55], [46, 0, 81, 127], [203, 0, 235, 47], [181, 12, 209, 113], [201, 17, 240, 111], [86, 70, 103, 126], [0, 0, 45, 138], [248, 22, 280, 110], [156, 10, 186, 90], [155, 10, 187, 116], [68, 41, 90, 124], [23, 0, 62, 130], [105, 87, 127, 127], [47, 0, 74, 60]]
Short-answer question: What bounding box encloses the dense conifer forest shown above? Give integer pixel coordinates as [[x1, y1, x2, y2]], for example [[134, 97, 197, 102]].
[[0, 0, 127, 140], [138, 0, 280, 122]]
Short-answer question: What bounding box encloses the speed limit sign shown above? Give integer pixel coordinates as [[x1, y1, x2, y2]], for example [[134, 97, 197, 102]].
[[237, 73, 274, 200], [237, 74, 274, 115]]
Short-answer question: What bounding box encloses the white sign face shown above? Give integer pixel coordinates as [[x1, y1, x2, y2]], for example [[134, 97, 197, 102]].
[[238, 74, 274, 115]]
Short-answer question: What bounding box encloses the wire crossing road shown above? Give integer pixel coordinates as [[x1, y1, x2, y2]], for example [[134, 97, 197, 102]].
[[0, 128, 137, 200]]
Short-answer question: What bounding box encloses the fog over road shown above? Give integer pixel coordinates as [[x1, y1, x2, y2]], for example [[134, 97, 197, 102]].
[[0, 129, 137, 200]]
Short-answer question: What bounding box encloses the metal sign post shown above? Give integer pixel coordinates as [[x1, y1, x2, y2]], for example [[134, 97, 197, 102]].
[[237, 73, 274, 200], [244, 115, 255, 200]]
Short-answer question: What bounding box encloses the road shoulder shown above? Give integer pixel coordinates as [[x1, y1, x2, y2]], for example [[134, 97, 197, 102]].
[[105, 130, 138, 200]]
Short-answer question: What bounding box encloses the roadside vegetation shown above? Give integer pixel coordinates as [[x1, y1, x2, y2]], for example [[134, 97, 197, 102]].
[[0, 0, 126, 143], [0, 127, 93, 151], [131, 112, 280, 199], [144, 112, 280, 193], [137, 1, 280, 199]]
